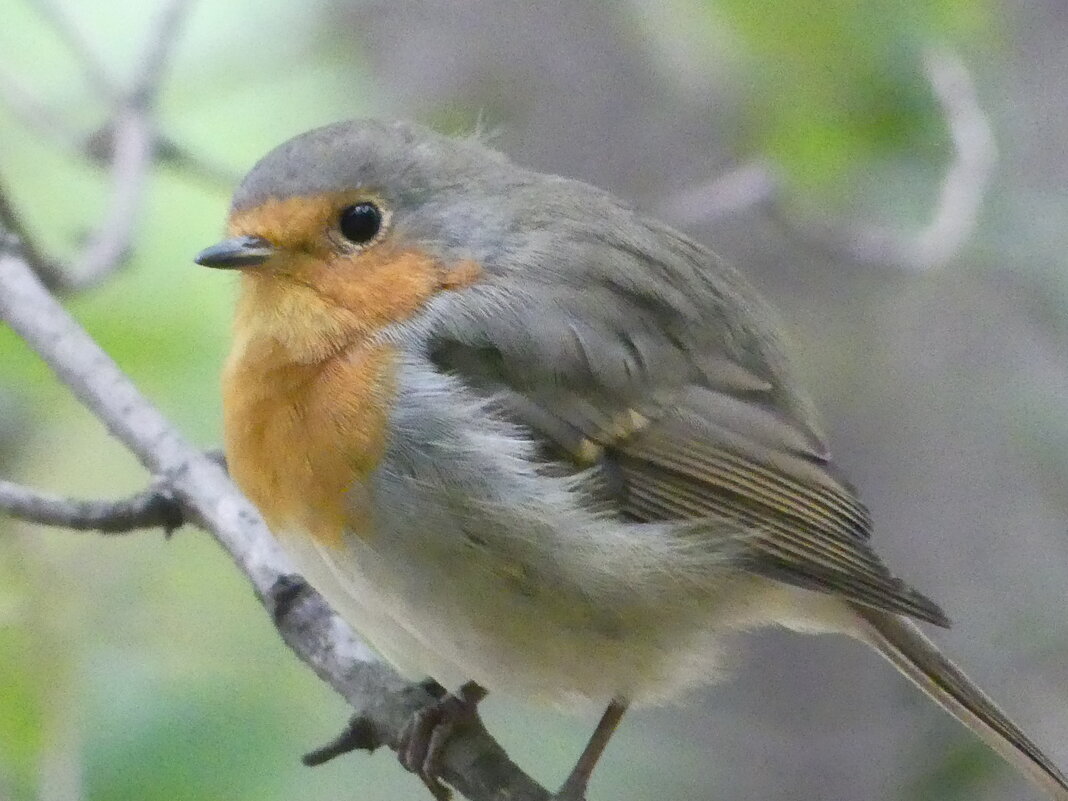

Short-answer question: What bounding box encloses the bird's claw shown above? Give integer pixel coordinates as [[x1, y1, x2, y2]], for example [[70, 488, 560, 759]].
[[396, 680, 487, 801]]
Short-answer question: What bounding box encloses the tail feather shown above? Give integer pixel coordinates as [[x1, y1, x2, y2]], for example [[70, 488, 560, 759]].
[[853, 605, 1068, 800]]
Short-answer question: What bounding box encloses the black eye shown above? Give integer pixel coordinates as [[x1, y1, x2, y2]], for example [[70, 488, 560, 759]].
[[339, 202, 382, 244]]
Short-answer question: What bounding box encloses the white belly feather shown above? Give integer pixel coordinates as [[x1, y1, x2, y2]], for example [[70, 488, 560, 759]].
[[278, 519, 855, 708]]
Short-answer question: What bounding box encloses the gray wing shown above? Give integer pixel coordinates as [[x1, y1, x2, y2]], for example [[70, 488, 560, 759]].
[[417, 217, 947, 627]]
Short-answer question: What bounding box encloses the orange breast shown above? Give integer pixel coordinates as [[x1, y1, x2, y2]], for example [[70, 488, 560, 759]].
[[219, 195, 485, 548], [222, 337, 397, 548]]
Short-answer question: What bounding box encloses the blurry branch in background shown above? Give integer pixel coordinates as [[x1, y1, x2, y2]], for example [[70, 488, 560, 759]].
[[0, 60, 235, 192], [22, 0, 188, 289], [662, 46, 996, 272], [0, 0, 235, 291], [772, 47, 997, 270], [655, 159, 777, 225]]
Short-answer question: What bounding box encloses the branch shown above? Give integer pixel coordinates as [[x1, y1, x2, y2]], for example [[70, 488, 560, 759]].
[[0, 479, 184, 534], [129, 0, 191, 108], [773, 46, 995, 270], [152, 136, 241, 188], [0, 64, 85, 151], [0, 228, 550, 801], [0, 68, 232, 190], [912, 46, 998, 266]]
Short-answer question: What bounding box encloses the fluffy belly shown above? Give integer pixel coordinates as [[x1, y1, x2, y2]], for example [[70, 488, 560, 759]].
[[275, 525, 852, 707], [280, 525, 706, 704]]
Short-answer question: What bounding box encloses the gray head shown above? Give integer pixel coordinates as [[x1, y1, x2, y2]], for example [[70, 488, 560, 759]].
[[232, 119, 516, 213], [194, 118, 646, 275]]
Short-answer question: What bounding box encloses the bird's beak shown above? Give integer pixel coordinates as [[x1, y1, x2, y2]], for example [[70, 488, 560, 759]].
[[194, 235, 277, 269]]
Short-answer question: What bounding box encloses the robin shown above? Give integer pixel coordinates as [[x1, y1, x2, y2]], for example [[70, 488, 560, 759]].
[[196, 119, 1068, 801]]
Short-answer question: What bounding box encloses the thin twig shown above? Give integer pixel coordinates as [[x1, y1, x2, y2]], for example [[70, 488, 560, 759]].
[[0, 449, 227, 534], [662, 47, 995, 273], [655, 160, 778, 226], [0, 68, 235, 192], [0, 0, 240, 249], [0, 220, 550, 801], [64, 0, 194, 289], [0, 479, 185, 534], [0, 65, 85, 151], [66, 106, 154, 288], [130, 0, 193, 108], [155, 135, 241, 187], [911, 46, 998, 267]]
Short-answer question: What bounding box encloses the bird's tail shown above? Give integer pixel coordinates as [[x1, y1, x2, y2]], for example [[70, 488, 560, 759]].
[[853, 605, 1068, 800]]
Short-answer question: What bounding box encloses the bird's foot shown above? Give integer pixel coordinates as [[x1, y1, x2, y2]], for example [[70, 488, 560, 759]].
[[396, 680, 487, 801]]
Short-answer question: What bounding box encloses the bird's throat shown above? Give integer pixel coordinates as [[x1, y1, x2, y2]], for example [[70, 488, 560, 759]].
[[222, 281, 397, 547]]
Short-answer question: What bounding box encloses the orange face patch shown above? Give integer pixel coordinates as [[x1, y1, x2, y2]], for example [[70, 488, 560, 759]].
[[221, 194, 483, 548], [226, 193, 483, 362]]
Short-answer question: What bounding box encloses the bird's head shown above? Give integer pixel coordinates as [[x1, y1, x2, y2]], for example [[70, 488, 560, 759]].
[[196, 119, 520, 361]]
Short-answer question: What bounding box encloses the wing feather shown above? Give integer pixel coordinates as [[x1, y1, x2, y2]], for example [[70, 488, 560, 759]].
[[418, 218, 948, 627]]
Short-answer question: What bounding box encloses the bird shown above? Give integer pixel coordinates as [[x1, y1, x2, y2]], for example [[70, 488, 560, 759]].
[[196, 119, 1068, 801]]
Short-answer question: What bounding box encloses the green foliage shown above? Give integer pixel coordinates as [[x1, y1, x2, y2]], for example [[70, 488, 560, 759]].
[[712, 0, 994, 191]]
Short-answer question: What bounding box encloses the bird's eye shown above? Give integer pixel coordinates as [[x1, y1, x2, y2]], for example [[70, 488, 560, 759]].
[[338, 202, 383, 245]]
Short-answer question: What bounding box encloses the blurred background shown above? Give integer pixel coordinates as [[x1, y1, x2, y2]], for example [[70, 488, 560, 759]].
[[2, 1, 1067, 799]]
